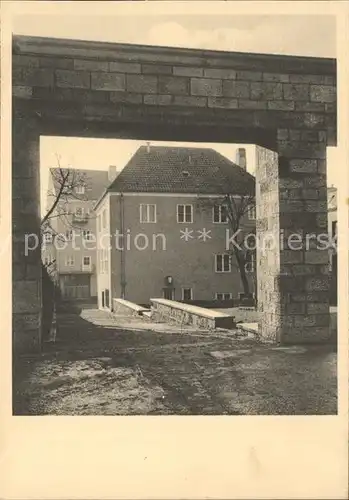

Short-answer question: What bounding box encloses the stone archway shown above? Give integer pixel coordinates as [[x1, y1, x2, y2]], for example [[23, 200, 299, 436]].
[[12, 35, 336, 351]]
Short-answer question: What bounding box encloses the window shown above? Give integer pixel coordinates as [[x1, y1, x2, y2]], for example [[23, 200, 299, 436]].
[[43, 233, 53, 243], [75, 207, 84, 219], [177, 204, 193, 223], [100, 249, 109, 273], [247, 205, 256, 220], [182, 288, 193, 301], [215, 293, 233, 301], [75, 185, 85, 195], [213, 205, 228, 223], [66, 255, 75, 267], [65, 229, 73, 241], [82, 256, 91, 267], [332, 220, 337, 237], [245, 251, 256, 273], [82, 230, 93, 241], [215, 254, 231, 273], [105, 289, 110, 308], [140, 204, 156, 223], [44, 255, 52, 266]]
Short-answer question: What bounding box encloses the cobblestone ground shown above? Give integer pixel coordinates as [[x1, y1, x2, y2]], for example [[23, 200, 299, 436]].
[[13, 307, 337, 415]]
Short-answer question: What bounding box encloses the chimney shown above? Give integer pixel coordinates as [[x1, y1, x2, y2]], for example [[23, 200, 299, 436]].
[[146, 142, 151, 153], [108, 165, 117, 182], [236, 147, 247, 170]]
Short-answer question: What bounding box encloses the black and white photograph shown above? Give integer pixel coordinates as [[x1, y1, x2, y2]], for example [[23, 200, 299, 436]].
[[10, 6, 340, 419]]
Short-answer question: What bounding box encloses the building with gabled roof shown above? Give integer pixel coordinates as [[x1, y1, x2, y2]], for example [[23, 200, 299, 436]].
[[95, 145, 256, 308], [42, 167, 115, 301]]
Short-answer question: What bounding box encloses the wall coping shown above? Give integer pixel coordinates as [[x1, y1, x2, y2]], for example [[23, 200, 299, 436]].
[[150, 298, 233, 319], [113, 298, 149, 313], [13, 35, 336, 76]]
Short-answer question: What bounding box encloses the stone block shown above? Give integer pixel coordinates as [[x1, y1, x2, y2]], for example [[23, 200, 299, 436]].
[[302, 189, 320, 199], [191, 78, 222, 96], [222, 80, 249, 98], [295, 101, 325, 112], [306, 276, 329, 291], [304, 250, 329, 264], [204, 68, 236, 79], [282, 250, 304, 264], [268, 101, 295, 110], [13, 312, 41, 331], [305, 201, 327, 213], [325, 103, 336, 113], [110, 91, 142, 104], [279, 200, 304, 213], [307, 302, 329, 314], [13, 55, 39, 68], [289, 74, 325, 84], [236, 70, 262, 81], [279, 178, 303, 189], [159, 76, 188, 95], [144, 94, 173, 105], [292, 264, 317, 276], [39, 57, 74, 69], [142, 64, 172, 75], [74, 59, 108, 72], [56, 69, 90, 89], [251, 82, 283, 100], [279, 276, 306, 292], [91, 72, 125, 91], [310, 85, 336, 103], [294, 315, 317, 327], [126, 74, 157, 94], [13, 280, 41, 314], [287, 130, 301, 141], [282, 326, 331, 344], [304, 112, 326, 128], [173, 66, 203, 77], [238, 100, 267, 109], [21, 68, 54, 87], [300, 130, 320, 142], [208, 97, 238, 109], [13, 86, 33, 98], [285, 302, 306, 315], [110, 61, 141, 73], [303, 175, 326, 188], [173, 96, 207, 107], [263, 73, 289, 82], [283, 83, 309, 101], [289, 159, 317, 173], [277, 129, 288, 140]]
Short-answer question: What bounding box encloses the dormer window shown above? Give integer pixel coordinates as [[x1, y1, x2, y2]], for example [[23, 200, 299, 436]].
[[76, 185, 85, 195], [182, 171, 190, 177]]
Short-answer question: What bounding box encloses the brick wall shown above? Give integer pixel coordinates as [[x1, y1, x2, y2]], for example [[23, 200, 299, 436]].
[[12, 35, 336, 346]]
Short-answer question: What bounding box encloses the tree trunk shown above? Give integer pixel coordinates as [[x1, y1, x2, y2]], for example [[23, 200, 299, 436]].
[[233, 247, 250, 296]]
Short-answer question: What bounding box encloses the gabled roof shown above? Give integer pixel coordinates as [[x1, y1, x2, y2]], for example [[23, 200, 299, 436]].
[[107, 146, 255, 196], [49, 168, 110, 201]]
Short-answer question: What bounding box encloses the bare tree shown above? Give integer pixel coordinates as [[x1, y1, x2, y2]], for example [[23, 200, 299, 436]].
[[41, 154, 90, 243], [223, 193, 256, 299], [41, 155, 90, 275], [198, 192, 256, 299]]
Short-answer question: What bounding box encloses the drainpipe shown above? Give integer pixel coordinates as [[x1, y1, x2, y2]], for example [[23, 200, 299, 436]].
[[120, 193, 126, 299]]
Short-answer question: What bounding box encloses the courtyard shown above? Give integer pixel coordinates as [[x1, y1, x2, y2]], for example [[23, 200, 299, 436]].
[[13, 306, 337, 416]]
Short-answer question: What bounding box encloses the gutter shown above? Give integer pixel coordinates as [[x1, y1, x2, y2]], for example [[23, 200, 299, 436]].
[[119, 193, 126, 299]]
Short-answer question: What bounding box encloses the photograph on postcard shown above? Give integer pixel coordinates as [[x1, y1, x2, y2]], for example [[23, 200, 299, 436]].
[[11, 11, 338, 416]]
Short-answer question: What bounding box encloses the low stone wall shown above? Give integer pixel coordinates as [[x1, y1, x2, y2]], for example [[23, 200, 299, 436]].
[[112, 298, 150, 317], [150, 298, 234, 330]]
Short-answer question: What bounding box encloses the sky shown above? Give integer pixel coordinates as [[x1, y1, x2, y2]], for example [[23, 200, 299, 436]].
[[11, 11, 337, 214]]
